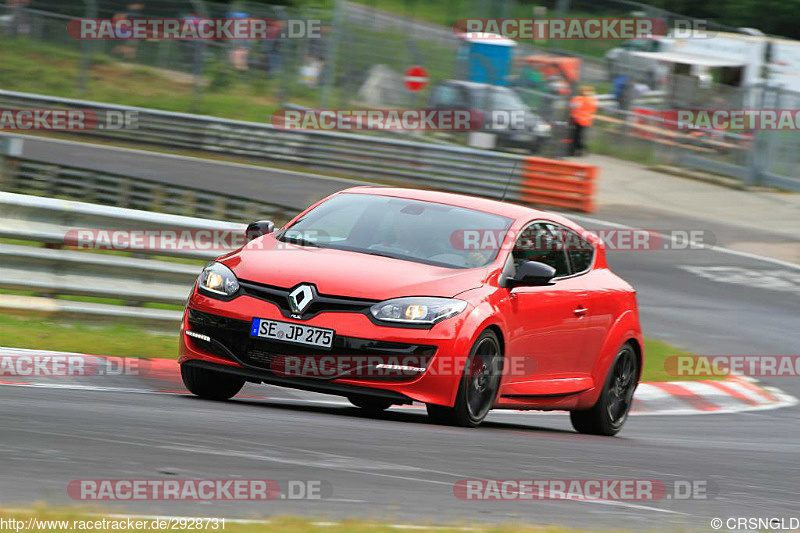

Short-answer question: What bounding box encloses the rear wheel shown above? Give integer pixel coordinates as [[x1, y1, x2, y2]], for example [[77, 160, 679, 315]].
[[570, 343, 638, 436], [348, 395, 393, 413], [427, 330, 502, 427], [181, 364, 245, 401]]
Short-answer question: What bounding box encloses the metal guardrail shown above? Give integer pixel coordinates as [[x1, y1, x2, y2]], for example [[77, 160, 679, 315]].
[[0, 190, 246, 259], [0, 89, 526, 202], [0, 155, 297, 224], [0, 191, 250, 323]]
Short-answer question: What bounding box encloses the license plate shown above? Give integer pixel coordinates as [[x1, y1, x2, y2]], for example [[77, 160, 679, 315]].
[[250, 318, 334, 349]]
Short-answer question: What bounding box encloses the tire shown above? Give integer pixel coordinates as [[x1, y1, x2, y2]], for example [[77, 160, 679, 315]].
[[181, 364, 245, 401], [348, 395, 393, 413], [426, 330, 503, 427], [570, 343, 639, 436]]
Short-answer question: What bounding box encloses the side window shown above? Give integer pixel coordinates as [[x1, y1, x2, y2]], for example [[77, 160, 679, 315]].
[[564, 229, 594, 274], [431, 85, 468, 109], [512, 222, 570, 277]]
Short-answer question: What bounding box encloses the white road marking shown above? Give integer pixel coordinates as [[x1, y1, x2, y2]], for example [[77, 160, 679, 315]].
[[569, 213, 800, 272], [2, 425, 686, 518], [679, 265, 800, 294]]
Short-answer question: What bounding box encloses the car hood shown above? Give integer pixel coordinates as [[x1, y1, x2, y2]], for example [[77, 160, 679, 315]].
[[220, 237, 487, 300]]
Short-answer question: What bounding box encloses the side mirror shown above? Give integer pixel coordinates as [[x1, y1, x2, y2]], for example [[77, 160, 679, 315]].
[[245, 220, 275, 242], [508, 260, 556, 288]]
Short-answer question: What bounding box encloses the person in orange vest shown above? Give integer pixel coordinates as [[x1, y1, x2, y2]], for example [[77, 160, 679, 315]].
[[569, 85, 598, 156]]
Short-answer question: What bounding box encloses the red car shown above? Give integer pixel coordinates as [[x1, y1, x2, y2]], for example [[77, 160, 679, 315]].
[[179, 187, 643, 435]]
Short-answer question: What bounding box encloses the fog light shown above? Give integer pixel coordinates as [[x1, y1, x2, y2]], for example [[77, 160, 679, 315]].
[[185, 330, 211, 342]]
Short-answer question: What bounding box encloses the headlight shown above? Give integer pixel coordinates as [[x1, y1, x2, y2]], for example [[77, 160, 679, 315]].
[[370, 297, 467, 325], [198, 262, 239, 297], [535, 122, 552, 135]]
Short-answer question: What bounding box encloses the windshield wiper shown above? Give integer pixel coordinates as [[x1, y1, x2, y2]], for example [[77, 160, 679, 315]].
[[279, 234, 320, 247], [358, 249, 401, 259], [325, 244, 401, 260]]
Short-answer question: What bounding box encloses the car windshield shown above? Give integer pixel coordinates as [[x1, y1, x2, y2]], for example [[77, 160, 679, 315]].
[[279, 193, 513, 269], [489, 87, 528, 111]]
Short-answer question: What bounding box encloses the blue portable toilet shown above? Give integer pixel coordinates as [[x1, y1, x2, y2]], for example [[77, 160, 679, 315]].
[[457, 33, 517, 86]]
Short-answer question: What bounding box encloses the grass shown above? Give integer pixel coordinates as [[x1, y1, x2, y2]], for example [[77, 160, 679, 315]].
[[0, 37, 286, 121], [0, 507, 619, 532], [0, 310, 703, 382], [640, 338, 716, 382], [0, 313, 177, 359]]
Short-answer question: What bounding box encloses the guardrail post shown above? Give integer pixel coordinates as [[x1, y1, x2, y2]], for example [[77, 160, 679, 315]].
[[151, 184, 165, 213], [0, 138, 23, 191], [213, 197, 227, 220], [183, 190, 197, 216]]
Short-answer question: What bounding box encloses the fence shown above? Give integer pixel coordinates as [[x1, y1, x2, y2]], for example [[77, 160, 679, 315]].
[[589, 82, 800, 189], [1, 0, 732, 108]]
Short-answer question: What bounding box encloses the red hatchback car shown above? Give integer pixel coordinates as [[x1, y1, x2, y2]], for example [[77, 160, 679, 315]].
[[179, 187, 643, 435]]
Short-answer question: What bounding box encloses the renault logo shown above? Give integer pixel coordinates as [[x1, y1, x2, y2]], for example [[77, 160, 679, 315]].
[[288, 284, 316, 315]]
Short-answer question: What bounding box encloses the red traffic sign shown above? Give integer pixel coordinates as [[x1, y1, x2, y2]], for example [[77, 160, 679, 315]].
[[404, 66, 429, 92]]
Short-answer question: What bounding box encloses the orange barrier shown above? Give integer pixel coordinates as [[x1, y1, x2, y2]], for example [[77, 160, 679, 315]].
[[520, 156, 597, 213]]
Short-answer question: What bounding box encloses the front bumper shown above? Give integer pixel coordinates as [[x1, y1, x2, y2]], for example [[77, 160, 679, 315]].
[[179, 288, 474, 406]]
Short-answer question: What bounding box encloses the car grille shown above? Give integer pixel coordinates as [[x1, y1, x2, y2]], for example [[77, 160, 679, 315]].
[[237, 279, 378, 320], [186, 309, 436, 380]]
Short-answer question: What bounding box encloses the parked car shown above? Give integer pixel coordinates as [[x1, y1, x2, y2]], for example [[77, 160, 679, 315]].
[[428, 80, 552, 153]]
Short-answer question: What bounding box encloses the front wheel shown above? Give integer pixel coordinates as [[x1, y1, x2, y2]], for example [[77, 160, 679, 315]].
[[427, 330, 503, 427], [181, 364, 245, 401], [570, 343, 639, 436]]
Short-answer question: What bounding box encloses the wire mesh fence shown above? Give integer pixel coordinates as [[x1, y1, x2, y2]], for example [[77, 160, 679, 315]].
[[1, 0, 798, 187]]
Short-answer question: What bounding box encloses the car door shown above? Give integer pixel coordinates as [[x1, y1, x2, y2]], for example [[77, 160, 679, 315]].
[[563, 227, 622, 378], [499, 222, 592, 397], [561, 226, 603, 376]]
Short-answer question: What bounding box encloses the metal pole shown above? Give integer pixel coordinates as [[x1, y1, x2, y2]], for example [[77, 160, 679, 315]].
[[555, 0, 571, 18], [78, 0, 97, 98], [188, 0, 209, 109], [321, 0, 342, 108], [745, 85, 769, 187]]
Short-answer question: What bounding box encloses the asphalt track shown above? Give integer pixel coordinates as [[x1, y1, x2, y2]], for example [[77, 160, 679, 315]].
[[2, 136, 800, 529]]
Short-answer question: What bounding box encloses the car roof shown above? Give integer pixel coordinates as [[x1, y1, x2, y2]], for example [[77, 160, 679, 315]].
[[439, 80, 514, 92], [339, 186, 550, 222]]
